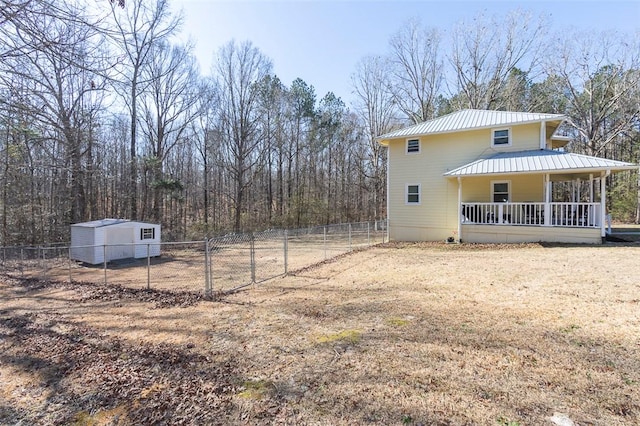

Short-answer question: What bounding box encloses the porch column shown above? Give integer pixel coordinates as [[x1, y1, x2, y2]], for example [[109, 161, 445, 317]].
[[457, 177, 462, 243], [540, 121, 546, 149], [544, 174, 551, 225], [600, 170, 609, 237]]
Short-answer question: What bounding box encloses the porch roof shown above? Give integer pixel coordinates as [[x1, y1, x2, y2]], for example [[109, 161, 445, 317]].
[[444, 149, 637, 177]]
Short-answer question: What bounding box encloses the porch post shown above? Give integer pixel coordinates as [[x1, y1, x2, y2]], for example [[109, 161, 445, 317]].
[[457, 177, 462, 242], [540, 121, 546, 149], [600, 170, 609, 237], [544, 174, 551, 225], [589, 174, 594, 202]]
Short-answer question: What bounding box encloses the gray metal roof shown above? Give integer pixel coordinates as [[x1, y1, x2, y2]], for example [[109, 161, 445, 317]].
[[71, 219, 130, 228], [377, 109, 566, 142], [444, 150, 637, 177]]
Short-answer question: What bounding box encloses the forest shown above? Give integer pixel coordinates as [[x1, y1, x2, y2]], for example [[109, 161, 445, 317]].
[[1, 0, 638, 245]]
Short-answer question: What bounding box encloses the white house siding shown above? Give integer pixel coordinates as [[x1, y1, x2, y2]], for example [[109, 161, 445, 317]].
[[388, 123, 545, 241]]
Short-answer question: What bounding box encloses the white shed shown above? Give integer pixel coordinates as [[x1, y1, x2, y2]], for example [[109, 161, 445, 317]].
[[70, 219, 161, 265]]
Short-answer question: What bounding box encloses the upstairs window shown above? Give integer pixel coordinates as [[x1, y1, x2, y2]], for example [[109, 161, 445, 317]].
[[406, 138, 420, 154], [406, 184, 421, 204], [141, 228, 155, 240], [492, 128, 511, 146]]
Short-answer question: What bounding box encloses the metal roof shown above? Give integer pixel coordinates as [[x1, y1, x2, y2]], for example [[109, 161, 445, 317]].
[[71, 219, 130, 228], [444, 150, 637, 177], [377, 109, 566, 142]]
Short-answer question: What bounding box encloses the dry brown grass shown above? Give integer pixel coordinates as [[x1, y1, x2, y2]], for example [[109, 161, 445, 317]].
[[1, 242, 639, 425]]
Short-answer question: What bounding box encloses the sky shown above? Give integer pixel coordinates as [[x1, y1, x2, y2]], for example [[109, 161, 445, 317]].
[[169, 0, 640, 106]]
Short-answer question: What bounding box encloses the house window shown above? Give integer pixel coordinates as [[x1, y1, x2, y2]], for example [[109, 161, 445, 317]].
[[406, 138, 420, 154], [141, 228, 155, 240], [492, 181, 510, 203], [406, 184, 421, 204], [492, 128, 511, 146]]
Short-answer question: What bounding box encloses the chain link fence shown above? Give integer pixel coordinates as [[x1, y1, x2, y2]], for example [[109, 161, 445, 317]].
[[0, 220, 388, 295]]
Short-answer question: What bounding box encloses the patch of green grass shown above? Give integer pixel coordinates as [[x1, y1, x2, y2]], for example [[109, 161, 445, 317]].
[[560, 324, 580, 333], [497, 416, 521, 426], [402, 414, 414, 424], [387, 317, 410, 327], [237, 379, 272, 399], [315, 329, 361, 344]]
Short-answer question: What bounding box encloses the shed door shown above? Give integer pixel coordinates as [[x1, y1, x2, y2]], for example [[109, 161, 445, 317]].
[[105, 227, 134, 261]]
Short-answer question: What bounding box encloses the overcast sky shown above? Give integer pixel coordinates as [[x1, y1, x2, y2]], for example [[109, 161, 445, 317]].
[[169, 0, 640, 106]]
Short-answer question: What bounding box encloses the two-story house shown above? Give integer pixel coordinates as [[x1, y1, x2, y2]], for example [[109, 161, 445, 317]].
[[376, 109, 637, 244]]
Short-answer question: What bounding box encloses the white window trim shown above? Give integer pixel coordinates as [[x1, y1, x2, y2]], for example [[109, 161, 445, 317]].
[[491, 180, 511, 203], [491, 127, 512, 147], [141, 227, 155, 240], [406, 183, 421, 205], [406, 138, 420, 154]]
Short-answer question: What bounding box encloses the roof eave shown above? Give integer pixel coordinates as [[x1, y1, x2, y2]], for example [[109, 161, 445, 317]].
[[377, 116, 566, 144], [444, 165, 638, 178]]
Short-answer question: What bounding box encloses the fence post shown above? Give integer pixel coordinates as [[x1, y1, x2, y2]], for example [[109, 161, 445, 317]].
[[367, 222, 371, 246], [386, 218, 389, 243], [250, 233, 256, 283], [146, 244, 151, 290], [204, 239, 211, 297], [41, 247, 46, 281], [283, 230, 288, 275], [103, 245, 107, 285], [68, 247, 72, 283], [323, 226, 327, 260], [349, 223, 352, 252]]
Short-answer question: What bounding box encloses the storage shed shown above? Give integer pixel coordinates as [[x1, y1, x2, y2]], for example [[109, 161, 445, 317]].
[[70, 219, 161, 265]]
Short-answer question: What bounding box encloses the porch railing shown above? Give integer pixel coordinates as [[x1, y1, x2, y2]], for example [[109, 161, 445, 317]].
[[461, 202, 601, 228]]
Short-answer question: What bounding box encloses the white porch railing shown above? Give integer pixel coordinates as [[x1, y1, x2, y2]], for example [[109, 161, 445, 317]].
[[461, 202, 601, 228]]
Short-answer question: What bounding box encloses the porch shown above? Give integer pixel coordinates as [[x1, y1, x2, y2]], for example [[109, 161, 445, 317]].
[[460, 202, 604, 244], [461, 202, 601, 228], [445, 149, 636, 244]]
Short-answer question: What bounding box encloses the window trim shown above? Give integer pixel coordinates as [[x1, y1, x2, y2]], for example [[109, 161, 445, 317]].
[[406, 138, 420, 154], [406, 183, 421, 205], [491, 127, 512, 147], [491, 180, 511, 203], [140, 227, 155, 240]]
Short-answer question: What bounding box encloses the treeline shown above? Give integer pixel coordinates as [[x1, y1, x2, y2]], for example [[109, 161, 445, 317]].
[[1, 0, 638, 245]]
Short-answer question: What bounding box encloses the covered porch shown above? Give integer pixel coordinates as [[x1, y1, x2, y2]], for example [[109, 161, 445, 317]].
[[444, 150, 637, 244]]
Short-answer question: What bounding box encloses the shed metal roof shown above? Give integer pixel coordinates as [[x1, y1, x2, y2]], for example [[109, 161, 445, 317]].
[[377, 109, 566, 142], [444, 150, 637, 177], [71, 219, 159, 228], [71, 219, 129, 228]]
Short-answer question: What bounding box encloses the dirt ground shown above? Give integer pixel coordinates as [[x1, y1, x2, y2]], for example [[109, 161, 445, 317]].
[[1, 241, 639, 425]]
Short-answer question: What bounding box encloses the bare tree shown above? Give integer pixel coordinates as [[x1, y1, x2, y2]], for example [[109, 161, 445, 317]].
[[449, 10, 545, 110], [388, 19, 442, 123], [351, 55, 396, 221], [106, 0, 181, 220], [139, 41, 200, 223], [213, 40, 272, 232], [544, 30, 640, 157], [0, 0, 108, 226]]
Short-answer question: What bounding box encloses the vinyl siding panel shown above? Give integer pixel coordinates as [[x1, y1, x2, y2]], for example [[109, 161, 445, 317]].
[[461, 175, 544, 203]]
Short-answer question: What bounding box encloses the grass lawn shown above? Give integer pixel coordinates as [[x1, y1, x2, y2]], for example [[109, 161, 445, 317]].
[[1, 242, 639, 425]]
